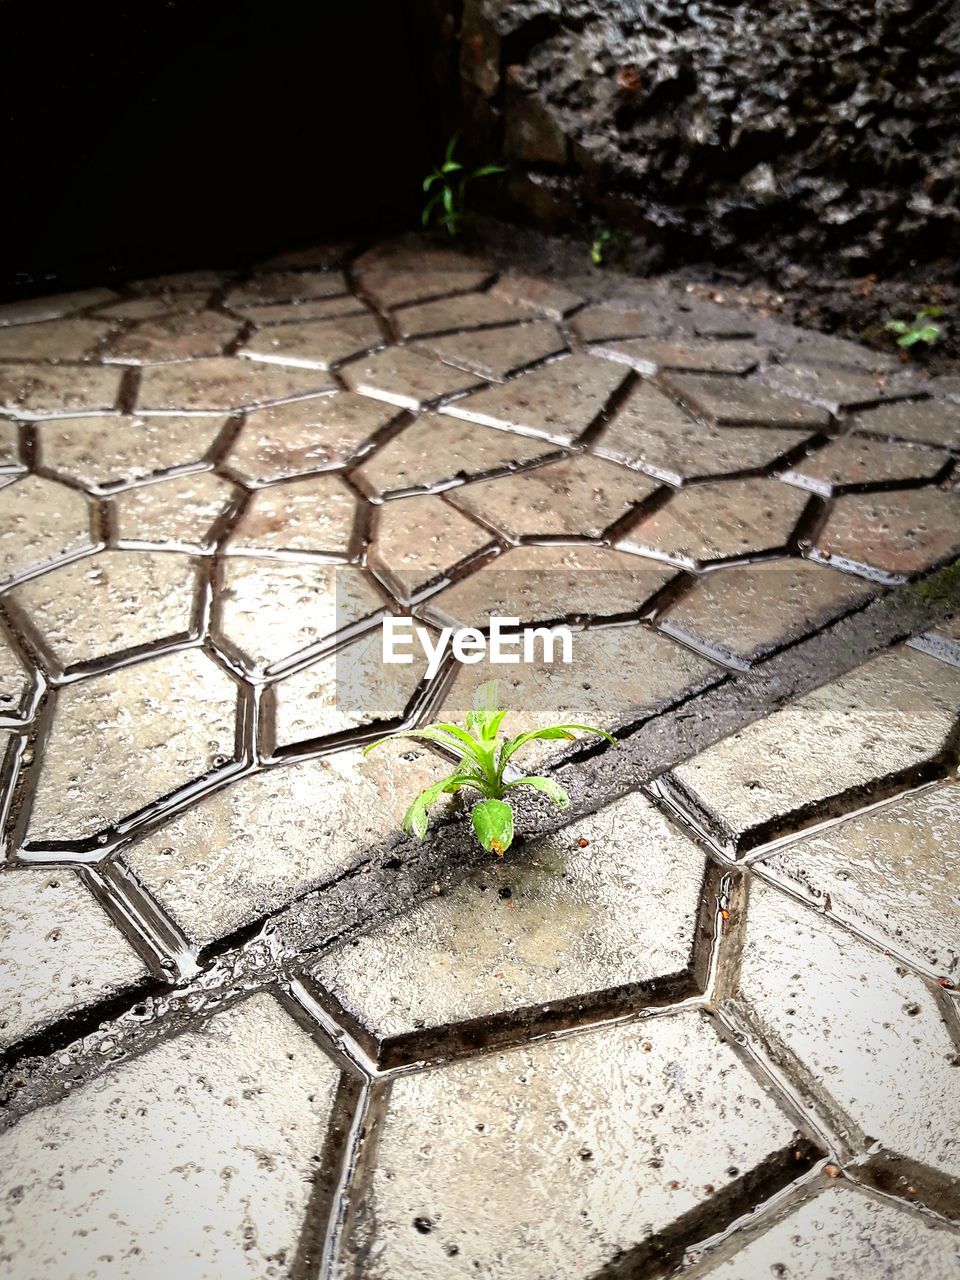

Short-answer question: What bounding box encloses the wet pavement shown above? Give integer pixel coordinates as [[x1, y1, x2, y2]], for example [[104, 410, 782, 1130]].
[[0, 238, 959, 1278]]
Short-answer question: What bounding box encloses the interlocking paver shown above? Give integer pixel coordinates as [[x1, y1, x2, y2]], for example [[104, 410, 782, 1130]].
[[25, 648, 239, 844], [7, 550, 201, 674], [661, 372, 831, 429], [593, 381, 810, 482], [0, 419, 23, 473], [448, 455, 655, 541], [439, 626, 719, 766], [429, 542, 674, 626], [353, 413, 556, 499], [850, 397, 960, 451], [0, 317, 113, 362], [266, 628, 429, 752], [94, 291, 212, 320], [617, 477, 809, 568], [440, 353, 627, 445], [0, 363, 122, 417], [813, 488, 960, 580], [666, 646, 960, 853], [232, 296, 369, 324], [240, 313, 383, 369], [36, 412, 227, 491], [214, 558, 385, 675], [490, 272, 584, 319], [124, 746, 445, 947], [137, 356, 335, 412], [780, 435, 946, 494], [658, 560, 877, 667], [570, 302, 667, 343], [225, 392, 397, 484], [734, 881, 960, 1177], [699, 1181, 960, 1278], [224, 269, 348, 306], [110, 470, 240, 552], [100, 311, 241, 364], [343, 1011, 800, 1279], [779, 327, 901, 371], [0, 867, 148, 1049], [416, 319, 566, 382], [357, 249, 493, 309], [591, 337, 767, 375], [756, 781, 960, 978], [393, 292, 527, 338], [370, 495, 495, 599], [312, 791, 706, 1060], [0, 628, 33, 719], [0, 474, 94, 585], [0, 994, 340, 1277], [0, 288, 117, 326], [341, 346, 485, 409], [226, 474, 358, 560], [764, 361, 920, 412]]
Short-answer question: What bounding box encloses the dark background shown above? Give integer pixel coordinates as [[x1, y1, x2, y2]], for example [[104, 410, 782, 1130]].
[[1, 0, 429, 299]]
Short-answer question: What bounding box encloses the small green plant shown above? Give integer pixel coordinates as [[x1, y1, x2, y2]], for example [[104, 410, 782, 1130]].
[[885, 307, 944, 349], [364, 680, 615, 855], [590, 228, 613, 266], [422, 135, 505, 237]]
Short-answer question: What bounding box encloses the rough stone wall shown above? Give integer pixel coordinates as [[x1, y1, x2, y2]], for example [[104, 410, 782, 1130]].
[[427, 0, 960, 275]]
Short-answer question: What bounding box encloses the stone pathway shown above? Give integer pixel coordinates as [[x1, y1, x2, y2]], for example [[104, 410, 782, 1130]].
[[0, 238, 959, 1278]]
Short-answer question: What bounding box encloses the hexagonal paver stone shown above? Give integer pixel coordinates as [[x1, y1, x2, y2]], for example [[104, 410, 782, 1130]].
[[756, 781, 960, 980], [439, 627, 719, 768], [813, 488, 960, 581], [415, 320, 566, 383], [393, 292, 527, 339], [111, 471, 240, 552], [0, 287, 117, 326], [7, 550, 202, 675], [225, 392, 398, 484], [240, 314, 383, 369], [0, 419, 23, 474], [440, 353, 628, 445], [100, 311, 241, 364], [676, 302, 758, 340], [0, 628, 34, 720], [0, 867, 148, 1050], [358, 259, 494, 310], [0, 363, 122, 418], [233, 296, 369, 325], [0, 474, 94, 586], [311, 791, 708, 1063], [36, 412, 228, 491], [0, 994, 340, 1278], [851, 397, 960, 451], [763, 362, 921, 413], [780, 435, 946, 495], [778, 326, 901, 372], [265, 627, 429, 753], [225, 474, 358, 560], [224, 269, 348, 306], [570, 302, 667, 343], [733, 880, 960, 1179], [353, 413, 557, 500], [342, 1010, 801, 1279], [448, 456, 656, 541], [0, 317, 114, 361], [665, 646, 960, 855], [137, 357, 335, 412], [123, 744, 445, 948], [370, 495, 495, 600], [660, 373, 831, 430], [25, 648, 239, 846], [617, 478, 809, 569], [657, 561, 877, 669], [214, 558, 385, 675], [93, 291, 212, 321], [700, 1180, 960, 1279], [428, 543, 675, 627], [340, 347, 485, 409], [489, 272, 583, 320], [591, 338, 767, 375], [593, 382, 810, 483]]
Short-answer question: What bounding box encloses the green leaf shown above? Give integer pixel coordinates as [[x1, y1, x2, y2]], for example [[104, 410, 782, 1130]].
[[917, 307, 943, 320], [442, 184, 455, 214], [498, 723, 617, 773], [441, 161, 463, 174], [471, 798, 514, 855], [898, 331, 921, 347], [916, 325, 941, 343], [884, 320, 909, 335], [363, 725, 483, 764], [402, 773, 472, 839], [444, 133, 460, 165], [423, 172, 441, 192], [506, 776, 570, 807], [472, 164, 506, 178]]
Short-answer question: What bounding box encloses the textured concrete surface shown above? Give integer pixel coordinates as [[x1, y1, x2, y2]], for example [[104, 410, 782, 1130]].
[[0, 238, 958, 1278]]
